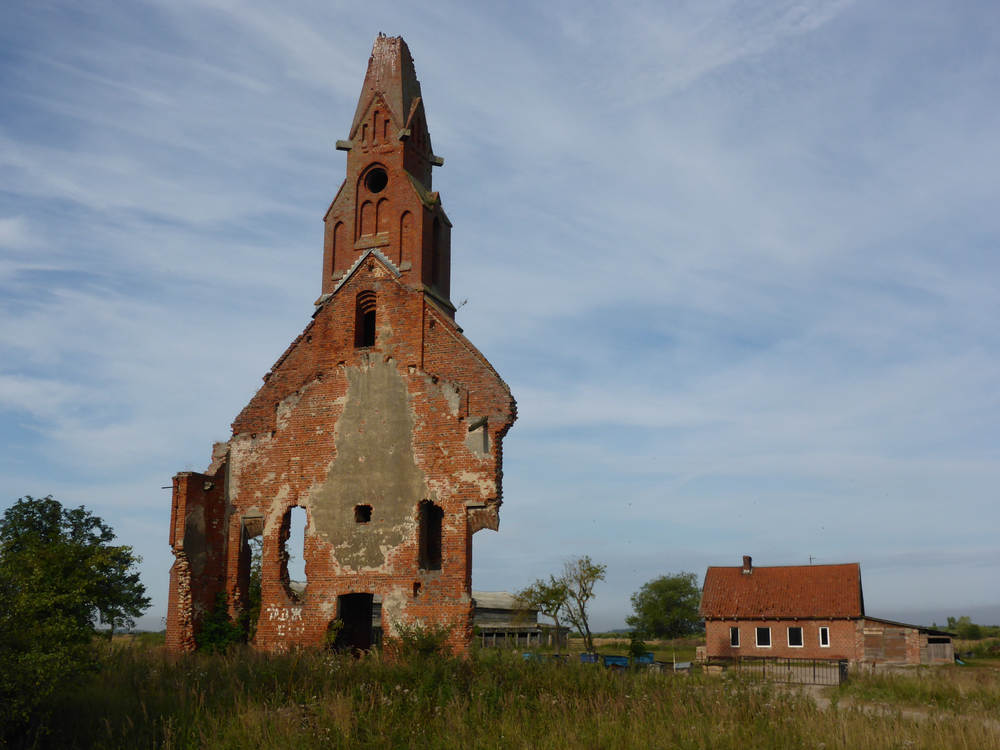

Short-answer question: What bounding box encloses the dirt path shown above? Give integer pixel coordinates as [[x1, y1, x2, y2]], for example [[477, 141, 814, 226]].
[[792, 683, 1000, 731]]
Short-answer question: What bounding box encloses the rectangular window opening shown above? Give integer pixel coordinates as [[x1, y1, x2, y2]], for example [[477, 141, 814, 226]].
[[354, 504, 372, 524], [756, 627, 771, 648], [418, 500, 443, 571], [730, 627, 740, 648], [788, 627, 804, 648], [820, 627, 830, 647]]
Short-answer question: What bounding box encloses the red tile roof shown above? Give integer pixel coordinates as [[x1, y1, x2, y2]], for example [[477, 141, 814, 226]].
[[699, 562, 864, 619]]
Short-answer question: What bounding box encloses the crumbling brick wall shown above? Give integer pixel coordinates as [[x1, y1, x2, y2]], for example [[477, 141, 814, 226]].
[[166, 35, 515, 655]]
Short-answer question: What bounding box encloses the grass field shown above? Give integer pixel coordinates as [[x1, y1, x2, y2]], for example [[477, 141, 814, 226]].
[[10, 642, 1000, 749]]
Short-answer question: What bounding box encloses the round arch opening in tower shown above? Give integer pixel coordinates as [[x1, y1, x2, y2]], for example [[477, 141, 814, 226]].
[[364, 167, 388, 193]]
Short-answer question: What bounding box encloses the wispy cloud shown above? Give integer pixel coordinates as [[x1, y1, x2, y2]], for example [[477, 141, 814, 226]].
[[1, 0, 998, 629]]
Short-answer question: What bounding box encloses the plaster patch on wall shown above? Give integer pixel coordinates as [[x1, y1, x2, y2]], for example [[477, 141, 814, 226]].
[[264, 486, 293, 535], [441, 382, 461, 416], [382, 588, 409, 635], [459, 471, 495, 498], [276, 391, 303, 430], [310, 359, 427, 570], [227, 435, 276, 501]]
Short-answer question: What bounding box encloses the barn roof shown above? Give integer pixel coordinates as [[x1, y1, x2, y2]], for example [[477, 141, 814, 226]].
[[699, 559, 864, 619], [472, 591, 519, 610]]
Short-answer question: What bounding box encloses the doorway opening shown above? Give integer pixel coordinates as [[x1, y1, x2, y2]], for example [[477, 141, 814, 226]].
[[333, 593, 375, 654]]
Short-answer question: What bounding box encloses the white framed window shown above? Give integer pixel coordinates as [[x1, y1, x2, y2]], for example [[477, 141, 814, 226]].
[[730, 627, 740, 648], [788, 627, 804, 648], [755, 627, 771, 647], [819, 627, 830, 647]]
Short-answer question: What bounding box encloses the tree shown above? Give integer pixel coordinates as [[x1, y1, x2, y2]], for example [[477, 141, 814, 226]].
[[515, 575, 570, 655], [562, 555, 606, 654], [0, 496, 151, 733], [0, 496, 150, 635], [625, 572, 701, 639], [948, 615, 984, 641]]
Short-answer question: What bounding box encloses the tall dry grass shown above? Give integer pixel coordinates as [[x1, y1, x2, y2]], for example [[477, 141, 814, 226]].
[[10, 644, 1000, 749]]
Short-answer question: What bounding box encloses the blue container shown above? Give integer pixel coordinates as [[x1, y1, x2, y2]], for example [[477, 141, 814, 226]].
[[600, 654, 629, 668], [579, 653, 599, 664]]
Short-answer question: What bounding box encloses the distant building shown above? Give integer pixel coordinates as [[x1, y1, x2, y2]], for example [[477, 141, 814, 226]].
[[699, 556, 954, 666], [335, 591, 567, 649], [472, 591, 570, 649]]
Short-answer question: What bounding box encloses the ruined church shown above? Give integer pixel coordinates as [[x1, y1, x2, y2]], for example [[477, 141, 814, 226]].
[[166, 35, 516, 654]]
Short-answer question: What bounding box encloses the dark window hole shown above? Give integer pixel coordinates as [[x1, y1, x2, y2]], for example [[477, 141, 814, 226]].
[[365, 168, 388, 193]]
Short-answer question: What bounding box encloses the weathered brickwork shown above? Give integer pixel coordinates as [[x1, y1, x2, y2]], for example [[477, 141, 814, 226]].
[[705, 619, 856, 661], [166, 35, 515, 655]]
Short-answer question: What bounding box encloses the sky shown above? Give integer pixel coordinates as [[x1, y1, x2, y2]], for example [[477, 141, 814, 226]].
[[1, 0, 998, 632]]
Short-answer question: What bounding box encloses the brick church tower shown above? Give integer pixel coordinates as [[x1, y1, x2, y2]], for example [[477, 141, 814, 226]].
[[166, 35, 516, 654]]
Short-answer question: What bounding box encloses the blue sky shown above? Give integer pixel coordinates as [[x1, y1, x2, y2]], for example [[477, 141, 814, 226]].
[[2, 0, 998, 631]]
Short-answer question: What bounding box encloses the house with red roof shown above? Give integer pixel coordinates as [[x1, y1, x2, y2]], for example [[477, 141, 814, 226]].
[[699, 556, 953, 666]]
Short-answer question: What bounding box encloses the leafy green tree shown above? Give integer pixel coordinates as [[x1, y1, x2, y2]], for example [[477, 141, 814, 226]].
[[0, 495, 150, 636], [0, 496, 151, 733], [948, 615, 984, 640], [562, 555, 606, 654], [516, 575, 570, 655], [625, 572, 702, 639]]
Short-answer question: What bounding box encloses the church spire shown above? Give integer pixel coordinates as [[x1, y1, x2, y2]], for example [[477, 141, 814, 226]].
[[322, 35, 451, 308]]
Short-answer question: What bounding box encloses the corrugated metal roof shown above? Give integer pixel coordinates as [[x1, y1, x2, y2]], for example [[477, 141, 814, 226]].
[[699, 562, 864, 619]]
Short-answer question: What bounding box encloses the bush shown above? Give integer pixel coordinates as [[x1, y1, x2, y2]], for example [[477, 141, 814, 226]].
[[197, 593, 245, 653], [388, 620, 454, 658]]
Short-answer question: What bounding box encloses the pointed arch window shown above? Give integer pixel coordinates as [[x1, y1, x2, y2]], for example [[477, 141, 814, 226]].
[[355, 291, 377, 348]]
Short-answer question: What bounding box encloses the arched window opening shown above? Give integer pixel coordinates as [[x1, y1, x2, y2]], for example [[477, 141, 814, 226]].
[[331, 221, 345, 276], [355, 291, 377, 348], [399, 211, 412, 266], [418, 500, 443, 571], [237, 514, 263, 625], [360, 200, 376, 238], [376, 198, 390, 234], [280, 506, 308, 599]]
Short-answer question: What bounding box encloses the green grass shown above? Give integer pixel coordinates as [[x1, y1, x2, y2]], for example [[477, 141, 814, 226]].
[[837, 665, 1000, 714], [9, 643, 1000, 750]]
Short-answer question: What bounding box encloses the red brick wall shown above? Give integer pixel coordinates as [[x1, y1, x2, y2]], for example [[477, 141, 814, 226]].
[[165, 469, 228, 651], [166, 35, 514, 656], [166, 260, 514, 654], [705, 618, 858, 661]]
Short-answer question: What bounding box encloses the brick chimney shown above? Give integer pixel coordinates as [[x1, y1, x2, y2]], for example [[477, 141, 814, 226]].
[[742, 555, 752, 574]]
